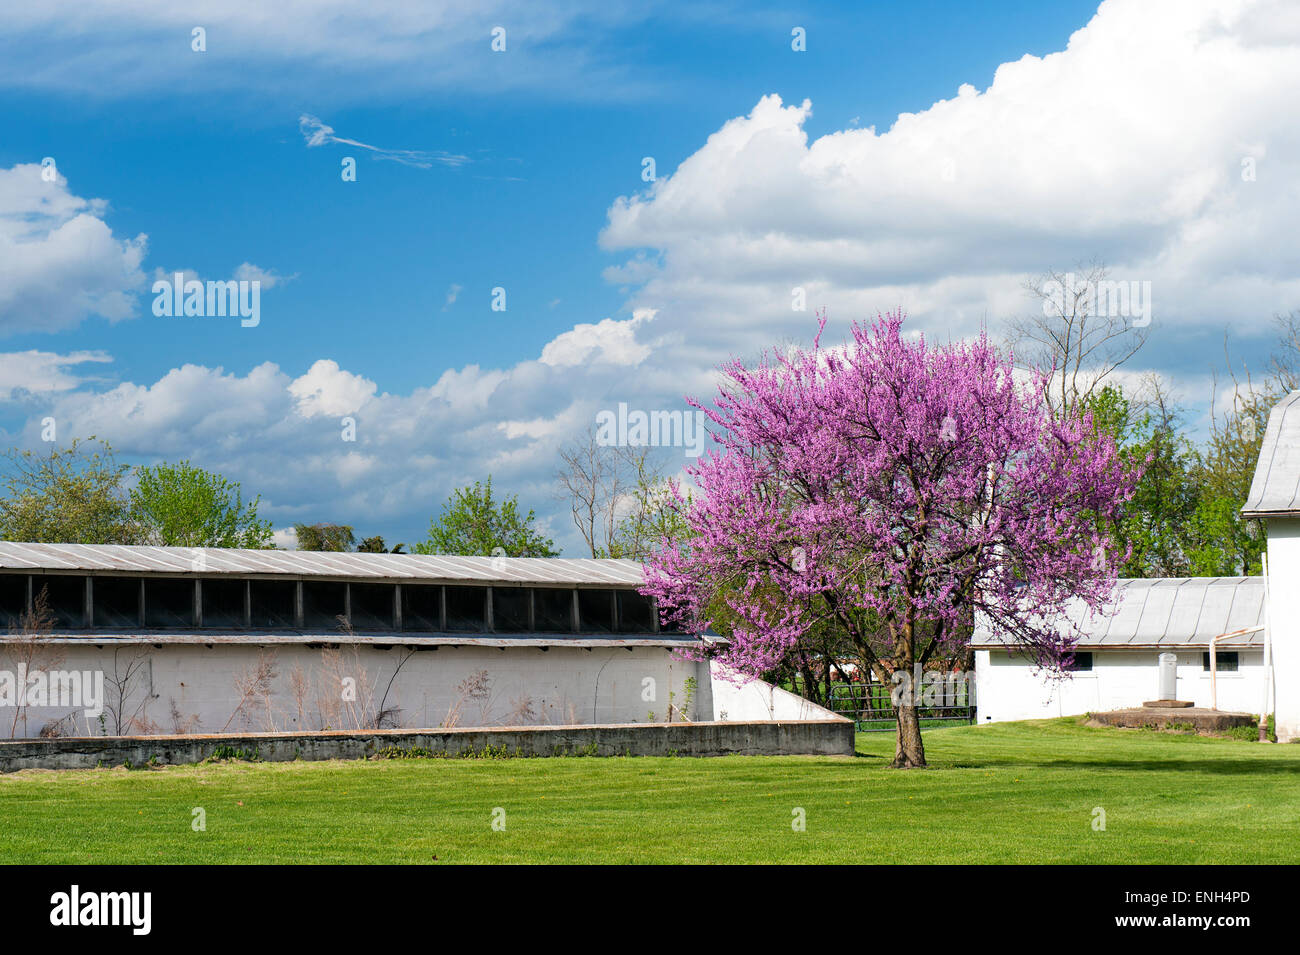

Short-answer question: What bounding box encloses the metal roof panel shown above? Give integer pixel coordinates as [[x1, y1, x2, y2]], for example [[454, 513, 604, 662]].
[[0, 542, 647, 586], [1243, 390, 1300, 515], [972, 576, 1267, 648]]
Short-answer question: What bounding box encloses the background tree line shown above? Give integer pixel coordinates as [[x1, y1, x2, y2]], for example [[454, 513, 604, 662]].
[[0, 440, 274, 549], [1013, 262, 1293, 578], [0, 440, 568, 560], [5, 267, 1291, 586]]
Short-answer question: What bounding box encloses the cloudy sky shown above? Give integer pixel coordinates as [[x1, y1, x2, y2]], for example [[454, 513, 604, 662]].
[[1, 0, 1298, 553]]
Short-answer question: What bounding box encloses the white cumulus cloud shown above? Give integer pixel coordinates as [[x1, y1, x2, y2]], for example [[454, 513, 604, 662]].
[[0, 350, 113, 400], [601, 0, 1300, 349], [0, 163, 147, 335], [539, 310, 656, 368], [288, 360, 379, 418]]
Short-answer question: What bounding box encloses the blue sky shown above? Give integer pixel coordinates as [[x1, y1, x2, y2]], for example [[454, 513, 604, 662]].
[[0, 0, 1101, 385], [1, 0, 1297, 552]]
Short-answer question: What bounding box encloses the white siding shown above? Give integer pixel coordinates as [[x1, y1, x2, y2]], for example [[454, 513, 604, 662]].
[[1266, 517, 1300, 741]]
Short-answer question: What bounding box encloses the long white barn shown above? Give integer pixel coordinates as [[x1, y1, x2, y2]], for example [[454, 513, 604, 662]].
[[0, 544, 827, 739], [974, 389, 1300, 739]]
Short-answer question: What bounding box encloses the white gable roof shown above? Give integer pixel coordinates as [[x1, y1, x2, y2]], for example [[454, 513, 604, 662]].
[[1243, 389, 1300, 516]]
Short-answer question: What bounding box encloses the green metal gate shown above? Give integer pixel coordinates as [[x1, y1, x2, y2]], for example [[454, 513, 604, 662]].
[[827, 679, 975, 731]]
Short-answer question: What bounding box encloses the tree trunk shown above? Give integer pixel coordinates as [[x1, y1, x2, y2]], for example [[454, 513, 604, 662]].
[[892, 702, 927, 768]]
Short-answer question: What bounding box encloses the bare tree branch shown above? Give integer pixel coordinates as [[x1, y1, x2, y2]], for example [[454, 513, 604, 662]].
[[1009, 261, 1150, 417]]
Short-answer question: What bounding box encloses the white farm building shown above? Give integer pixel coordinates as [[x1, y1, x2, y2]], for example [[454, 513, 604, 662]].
[[974, 389, 1300, 740], [0, 543, 833, 743], [973, 576, 1267, 722]]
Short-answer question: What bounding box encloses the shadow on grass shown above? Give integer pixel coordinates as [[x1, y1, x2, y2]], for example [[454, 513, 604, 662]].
[[1030, 757, 1300, 775], [850, 741, 1300, 774], [878, 755, 1300, 775]]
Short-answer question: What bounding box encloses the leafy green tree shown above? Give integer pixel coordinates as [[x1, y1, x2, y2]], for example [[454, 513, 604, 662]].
[[1085, 377, 1273, 578], [357, 535, 405, 554], [416, 478, 557, 557], [0, 438, 142, 544], [132, 461, 274, 548], [294, 523, 356, 552], [1185, 388, 1271, 576], [605, 476, 692, 561], [1083, 386, 1199, 577], [1126, 425, 1200, 577]]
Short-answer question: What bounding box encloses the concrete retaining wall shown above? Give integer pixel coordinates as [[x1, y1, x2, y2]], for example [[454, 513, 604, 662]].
[[1086, 707, 1257, 734], [0, 718, 855, 771]]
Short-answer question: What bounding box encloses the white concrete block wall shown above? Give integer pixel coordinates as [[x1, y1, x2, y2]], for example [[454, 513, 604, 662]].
[[0, 643, 716, 739], [974, 648, 1266, 724]]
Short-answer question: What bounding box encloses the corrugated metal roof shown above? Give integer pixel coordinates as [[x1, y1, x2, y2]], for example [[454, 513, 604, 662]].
[[0, 632, 694, 649], [0, 542, 646, 586], [972, 577, 1266, 648], [1243, 389, 1300, 516]]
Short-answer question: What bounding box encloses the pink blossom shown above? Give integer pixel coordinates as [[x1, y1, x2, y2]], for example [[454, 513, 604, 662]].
[[644, 312, 1139, 682]]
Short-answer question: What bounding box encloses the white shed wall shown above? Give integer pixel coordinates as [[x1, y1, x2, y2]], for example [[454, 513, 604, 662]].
[[1266, 518, 1300, 741], [0, 643, 713, 740]]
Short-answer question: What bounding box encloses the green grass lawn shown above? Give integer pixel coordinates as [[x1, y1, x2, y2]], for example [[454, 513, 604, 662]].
[[1, 719, 1297, 864]]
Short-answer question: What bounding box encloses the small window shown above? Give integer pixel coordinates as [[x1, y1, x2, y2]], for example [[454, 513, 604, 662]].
[[202, 578, 246, 628], [0, 573, 28, 627], [250, 579, 296, 629], [492, 587, 530, 632], [578, 589, 614, 634], [303, 581, 347, 631], [1203, 651, 1238, 673], [402, 584, 441, 632], [145, 578, 193, 629], [93, 577, 140, 629], [534, 588, 573, 632], [350, 583, 395, 631], [36, 575, 87, 629], [445, 586, 486, 632], [1065, 651, 1093, 672], [616, 590, 655, 633]]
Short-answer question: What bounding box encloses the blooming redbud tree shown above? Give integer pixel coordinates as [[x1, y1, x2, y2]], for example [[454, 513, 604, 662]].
[[643, 313, 1139, 768]]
